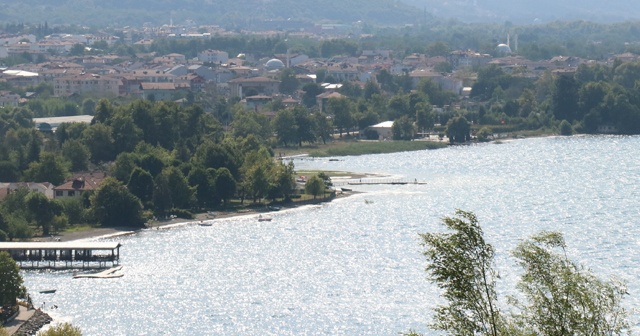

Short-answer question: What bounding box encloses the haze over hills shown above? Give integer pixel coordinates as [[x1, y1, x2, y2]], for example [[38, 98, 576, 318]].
[[0, 0, 425, 27], [402, 0, 640, 23]]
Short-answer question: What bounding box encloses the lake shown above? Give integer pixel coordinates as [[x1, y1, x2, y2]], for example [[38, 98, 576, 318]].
[[23, 135, 640, 335]]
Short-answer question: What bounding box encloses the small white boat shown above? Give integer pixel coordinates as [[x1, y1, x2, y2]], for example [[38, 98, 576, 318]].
[[258, 215, 272, 222], [198, 221, 213, 227]]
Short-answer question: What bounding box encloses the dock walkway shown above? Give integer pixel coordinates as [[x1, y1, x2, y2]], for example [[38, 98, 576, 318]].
[[0, 242, 121, 270]]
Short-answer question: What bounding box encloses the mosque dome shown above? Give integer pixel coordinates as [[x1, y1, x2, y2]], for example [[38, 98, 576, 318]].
[[265, 58, 285, 70], [496, 43, 512, 55]]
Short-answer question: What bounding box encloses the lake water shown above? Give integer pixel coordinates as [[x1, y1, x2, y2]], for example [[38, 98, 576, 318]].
[[23, 136, 640, 335]]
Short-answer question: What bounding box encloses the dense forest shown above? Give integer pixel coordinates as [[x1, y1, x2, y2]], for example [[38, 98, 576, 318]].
[[404, 0, 640, 23], [1, 0, 639, 27], [0, 0, 423, 27], [105, 21, 640, 63]]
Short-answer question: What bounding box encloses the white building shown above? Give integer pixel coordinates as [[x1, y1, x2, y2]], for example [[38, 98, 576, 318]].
[[198, 49, 229, 64], [368, 121, 395, 140]]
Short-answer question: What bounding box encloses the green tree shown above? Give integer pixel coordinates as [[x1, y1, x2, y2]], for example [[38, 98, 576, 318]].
[[82, 123, 115, 164], [392, 116, 415, 140], [90, 177, 144, 227], [152, 173, 172, 217], [279, 68, 300, 95], [23, 152, 69, 185], [0, 161, 19, 182], [364, 80, 381, 100], [559, 119, 573, 136], [214, 167, 236, 207], [26, 192, 64, 236], [476, 127, 493, 142], [37, 322, 82, 336], [162, 166, 195, 210], [188, 167, 216, 209], [0, 251, 23, 306], [426, 41, 450, 57], [127, 167, 155, 207], [302, 83, 324, 108], [273, 108, 297, 147], [304, 175, 325, 199], [327, 97, 354, 136], [418, 210, 630, 336], [311, 112, 333, 145], [292, 106, 316, 147], [415, 102, 434, 133], [110, 152, 138, 182], [511, 232, 628, 335], [69, 43, 85, 56], [445, 116, 471, 144], [268, 161, 296, 202], [62, 139, 91, 172], [420, 210, 501, 335], [111, 114, 142, 154], [81, 98, 96, 115], [551, 75, 579, 122]]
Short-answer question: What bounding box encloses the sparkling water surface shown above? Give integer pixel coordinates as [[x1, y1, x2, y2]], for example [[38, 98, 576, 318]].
[[24, 136, 640, 335]]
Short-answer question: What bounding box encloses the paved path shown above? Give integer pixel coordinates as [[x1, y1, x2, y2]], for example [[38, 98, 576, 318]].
[[4, 306, 35, 335]]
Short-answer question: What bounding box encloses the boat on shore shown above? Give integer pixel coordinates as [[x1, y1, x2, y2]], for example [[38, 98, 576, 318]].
[[198, 221, 213, 227], [258, 215, 272, 222]]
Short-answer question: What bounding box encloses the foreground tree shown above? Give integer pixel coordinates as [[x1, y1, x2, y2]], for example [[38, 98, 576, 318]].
[[37, 322, 82, 336], [511, 232, 629, 335], [419, 210, 501, 335], [418, 210, 629, 336], [0, 251, 23, 307]]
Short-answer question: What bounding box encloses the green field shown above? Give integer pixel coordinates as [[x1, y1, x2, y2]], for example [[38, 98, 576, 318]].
[[307, 140, 447, 157]]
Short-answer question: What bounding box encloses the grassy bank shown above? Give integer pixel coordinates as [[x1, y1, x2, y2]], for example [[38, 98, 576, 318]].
[[307, 140, 447, 157]]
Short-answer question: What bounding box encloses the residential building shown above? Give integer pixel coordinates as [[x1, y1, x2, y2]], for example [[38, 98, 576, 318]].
[[228, 76, 279, 98], [54, 73, 120, 97], [316, 91, 346, 112], [0, 182, 55, 201], [140, 82, 177, 100], [0, 91, 20, 107], [53, 172, 106, 199], [197, 49, 229, 64]]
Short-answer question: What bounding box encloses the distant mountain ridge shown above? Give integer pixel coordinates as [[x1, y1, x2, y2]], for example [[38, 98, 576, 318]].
[[0, 0, 425, 27], [401, 0, 640, 23]]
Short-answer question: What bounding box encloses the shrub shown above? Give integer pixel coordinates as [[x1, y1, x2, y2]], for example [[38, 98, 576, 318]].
[[559, 119, 573, 135]]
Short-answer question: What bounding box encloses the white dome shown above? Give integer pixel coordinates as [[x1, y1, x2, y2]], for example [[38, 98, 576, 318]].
[[496, 43, 512, 54], [265, 58, 285, 70]]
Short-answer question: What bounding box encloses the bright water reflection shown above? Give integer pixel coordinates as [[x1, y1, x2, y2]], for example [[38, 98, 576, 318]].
[[24, 136, 640, 335]]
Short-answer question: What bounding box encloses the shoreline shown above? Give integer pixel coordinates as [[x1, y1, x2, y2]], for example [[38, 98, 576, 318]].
[[53, 192, 357, 242]]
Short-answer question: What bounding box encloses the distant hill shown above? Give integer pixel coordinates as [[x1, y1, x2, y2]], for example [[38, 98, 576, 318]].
[[0, 0, 426, 27], [402, 0, 640, 23]]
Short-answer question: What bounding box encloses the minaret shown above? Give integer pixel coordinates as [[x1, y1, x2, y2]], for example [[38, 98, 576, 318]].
[[514, 34, 518, 52], [507, 33, 510, 49]]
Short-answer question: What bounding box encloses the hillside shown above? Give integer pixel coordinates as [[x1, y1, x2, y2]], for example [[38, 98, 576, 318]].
[[403, 0, 640, 23], [0, 0, 425, 27]]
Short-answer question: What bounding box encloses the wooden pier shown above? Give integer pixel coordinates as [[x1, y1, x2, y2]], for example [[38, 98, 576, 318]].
[[0, 242, 121, 270], [333, 179, 427, 186]]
